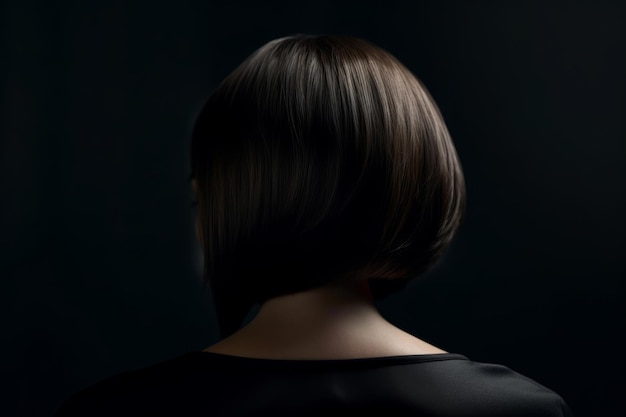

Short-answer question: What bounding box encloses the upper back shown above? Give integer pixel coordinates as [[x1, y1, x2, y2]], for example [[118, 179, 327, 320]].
[[53, 351, 573, 417]]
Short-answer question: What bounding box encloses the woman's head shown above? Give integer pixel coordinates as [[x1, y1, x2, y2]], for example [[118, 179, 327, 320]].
[[190, 34, 466, 338]]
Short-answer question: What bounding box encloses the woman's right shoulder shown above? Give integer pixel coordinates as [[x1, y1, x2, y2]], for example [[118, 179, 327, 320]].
[[431, 358, 574, 416]]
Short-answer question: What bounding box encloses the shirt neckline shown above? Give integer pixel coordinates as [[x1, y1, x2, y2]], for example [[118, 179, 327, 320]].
[[186, 350, 469, 365]]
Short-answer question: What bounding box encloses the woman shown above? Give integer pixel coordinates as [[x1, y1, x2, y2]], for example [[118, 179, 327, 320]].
[[54, 34, 573, 416]]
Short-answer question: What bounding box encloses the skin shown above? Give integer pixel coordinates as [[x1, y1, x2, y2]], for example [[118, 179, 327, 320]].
[[192, 180, 448, 359]]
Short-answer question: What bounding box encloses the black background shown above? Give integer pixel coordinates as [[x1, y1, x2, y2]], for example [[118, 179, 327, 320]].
[[1, 1, 624, 416]]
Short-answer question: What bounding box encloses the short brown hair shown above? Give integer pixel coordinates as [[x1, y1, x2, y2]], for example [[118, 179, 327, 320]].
[[190, 34, 466, 337]]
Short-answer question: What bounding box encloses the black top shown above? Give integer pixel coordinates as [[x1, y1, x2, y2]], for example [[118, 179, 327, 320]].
[[53, 351, 573, 416]]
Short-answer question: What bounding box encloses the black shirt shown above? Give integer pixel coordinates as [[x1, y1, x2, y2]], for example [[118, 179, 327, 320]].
[[53, 351, 574, 416]]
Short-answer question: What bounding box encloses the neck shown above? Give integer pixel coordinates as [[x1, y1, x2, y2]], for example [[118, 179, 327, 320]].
[[253, 277, 377, 326], [203, 278, 448, 359]]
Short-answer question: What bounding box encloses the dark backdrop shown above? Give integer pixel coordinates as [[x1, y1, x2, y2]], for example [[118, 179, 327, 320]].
[[1, 1, 624, 416]]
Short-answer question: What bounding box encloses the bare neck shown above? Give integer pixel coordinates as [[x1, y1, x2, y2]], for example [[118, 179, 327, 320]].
[[203, 279, 448, 359], [252, 278, 378, 327]]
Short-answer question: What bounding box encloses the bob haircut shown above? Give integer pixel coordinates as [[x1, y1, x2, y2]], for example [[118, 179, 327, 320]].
[[190, 34, 466, 338]]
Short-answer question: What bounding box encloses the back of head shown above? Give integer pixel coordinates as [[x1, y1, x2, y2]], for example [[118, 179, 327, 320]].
[[190, 34, 466, 338]]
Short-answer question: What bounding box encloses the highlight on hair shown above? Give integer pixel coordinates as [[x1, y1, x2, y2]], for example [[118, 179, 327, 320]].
[[190, 34, 466, 338]]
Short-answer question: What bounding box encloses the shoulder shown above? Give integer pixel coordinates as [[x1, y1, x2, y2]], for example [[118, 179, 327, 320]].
[[423, 358, 573, 416], [52, 354, 195, 417]]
